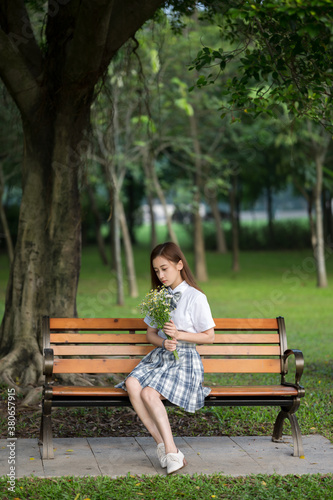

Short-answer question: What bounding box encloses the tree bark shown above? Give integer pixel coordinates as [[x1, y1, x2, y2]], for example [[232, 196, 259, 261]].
[[0, 0, 164, 390], [0, 164, 14, 263]]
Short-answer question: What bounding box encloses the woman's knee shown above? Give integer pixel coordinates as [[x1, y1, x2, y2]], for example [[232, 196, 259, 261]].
[[125, 376, 141, 395], [141, 386, 160, 406]]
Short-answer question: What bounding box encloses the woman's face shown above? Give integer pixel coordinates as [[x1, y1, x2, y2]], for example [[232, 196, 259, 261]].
[[152, 256, 183, 290]]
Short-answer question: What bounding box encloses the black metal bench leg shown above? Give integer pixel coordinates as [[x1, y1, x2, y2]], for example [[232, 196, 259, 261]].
[[40, 399, 54, 460], [272, 409, 304, 458]]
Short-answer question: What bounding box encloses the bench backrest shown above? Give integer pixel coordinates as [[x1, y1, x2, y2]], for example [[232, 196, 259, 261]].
[[43, 316, 288, 376]]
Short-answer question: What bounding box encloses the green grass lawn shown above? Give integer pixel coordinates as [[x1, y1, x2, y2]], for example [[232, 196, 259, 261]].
[[1, 474, 333, 500], [0, 243, 332, 499]]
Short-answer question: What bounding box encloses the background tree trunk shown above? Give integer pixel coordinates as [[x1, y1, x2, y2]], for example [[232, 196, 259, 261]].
[[144, 148, 179, 245], [308, 123, 330, 288], [142, 150, 158, 249], [314, 155, 328, 287], [189, 113, 208, 281], [208, 194, 227, 253], [118, 198, 138, 298], [230, 176, 240, 272], [84, 175, 108, 266]]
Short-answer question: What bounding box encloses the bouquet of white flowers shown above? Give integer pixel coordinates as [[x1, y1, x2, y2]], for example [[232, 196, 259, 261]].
[[139, 287, 179, 360]]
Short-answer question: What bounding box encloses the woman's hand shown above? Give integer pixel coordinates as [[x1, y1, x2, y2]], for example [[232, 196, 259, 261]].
[[163, 320, 180, 340], [163, 336, 178, 352]]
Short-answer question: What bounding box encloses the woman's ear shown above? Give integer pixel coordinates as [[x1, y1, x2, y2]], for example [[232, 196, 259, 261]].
[[177, 260, 184, 271]]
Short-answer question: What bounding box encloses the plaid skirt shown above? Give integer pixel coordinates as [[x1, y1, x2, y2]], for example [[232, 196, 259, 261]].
[[115, 342, 211, 413]]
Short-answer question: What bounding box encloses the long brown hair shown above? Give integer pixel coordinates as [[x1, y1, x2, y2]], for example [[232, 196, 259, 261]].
[[150, 242, 202, 292]]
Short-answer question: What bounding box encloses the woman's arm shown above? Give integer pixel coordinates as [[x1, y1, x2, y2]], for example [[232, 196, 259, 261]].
[[146, 326, 166, 347], [163, 321, 215, 344], [146, 325, 179, 353]]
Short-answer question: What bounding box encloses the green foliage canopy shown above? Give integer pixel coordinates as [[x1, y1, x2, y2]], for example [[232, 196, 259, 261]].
[[190, 0, 333, 130]]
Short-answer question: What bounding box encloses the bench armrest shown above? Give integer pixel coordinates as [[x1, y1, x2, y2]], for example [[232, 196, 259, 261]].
[[281, 348, 304, 388], [43, 348, 54, 385]]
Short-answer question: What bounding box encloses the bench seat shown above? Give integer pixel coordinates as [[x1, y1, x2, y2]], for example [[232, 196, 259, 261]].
[[50, 384, 298, 398]]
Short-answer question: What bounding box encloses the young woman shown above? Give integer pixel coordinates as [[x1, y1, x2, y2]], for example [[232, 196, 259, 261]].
[[116, 242, 215, 474]]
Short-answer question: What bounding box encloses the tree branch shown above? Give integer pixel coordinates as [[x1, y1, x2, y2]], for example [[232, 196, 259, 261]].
[[0, 0, 43, 78], [102, 0, 165, 75], [61, 0, 115, 86], [62, 0, 164, 88], [0, 28, 40, 120]]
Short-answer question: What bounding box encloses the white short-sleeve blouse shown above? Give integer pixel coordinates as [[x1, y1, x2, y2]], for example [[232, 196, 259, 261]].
[[144, 281, 215, 339]]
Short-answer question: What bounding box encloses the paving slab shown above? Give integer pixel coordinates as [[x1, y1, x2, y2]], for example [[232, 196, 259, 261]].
[[0, 434, 332, 479], [183, 436, 263, 476], [232, 435, 333, 475], [87, 437, 157, 477], [42, 438, 101, 478]]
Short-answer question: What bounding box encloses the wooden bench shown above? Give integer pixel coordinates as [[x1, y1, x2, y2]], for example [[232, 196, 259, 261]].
[[40, 316, 305, 460]]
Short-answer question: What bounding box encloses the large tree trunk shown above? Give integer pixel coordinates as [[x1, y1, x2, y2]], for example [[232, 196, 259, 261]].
[[0, 109, 83, 391], [0, 0, 164, 391]]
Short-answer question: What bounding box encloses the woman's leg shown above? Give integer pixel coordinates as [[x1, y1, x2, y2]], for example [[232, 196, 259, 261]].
[[125, 376, 164, 445], [140, 386, 177, 454]]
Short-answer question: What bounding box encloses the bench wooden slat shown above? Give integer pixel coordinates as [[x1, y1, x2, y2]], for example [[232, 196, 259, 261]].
[[49, 318, 147, 331], [52, 345, 281, 356], [52, 386, 128, 396], [49, 317, 279, 331], [53, 345, 155, 355], [203, 358, 281, 373], [209, 385, 298, 396], [50, 384, 298, 398], [50, 333, 280, 344], [53, 358, 281, 374], [197, 345, 280, 355], [53, 358, 140, 373], [208, 334, 280, 344], [50, 333, 148, 343], [213, 318, 279, 330]]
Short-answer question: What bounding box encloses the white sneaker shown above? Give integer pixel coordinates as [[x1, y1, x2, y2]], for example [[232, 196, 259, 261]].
[[166, 449, 187, 475], [156, 443, 167, 468]]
